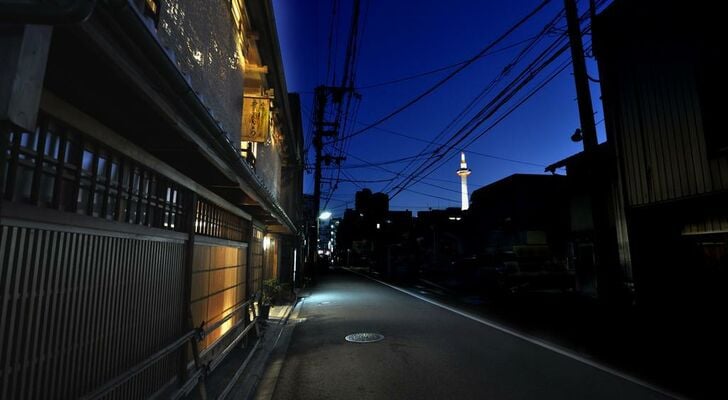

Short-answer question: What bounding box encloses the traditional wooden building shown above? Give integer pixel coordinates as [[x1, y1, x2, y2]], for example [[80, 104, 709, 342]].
[[1, 0, 302, 398]]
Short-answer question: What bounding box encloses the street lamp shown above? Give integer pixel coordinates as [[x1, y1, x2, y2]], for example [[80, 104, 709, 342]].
[[319, 211, 332, 220]]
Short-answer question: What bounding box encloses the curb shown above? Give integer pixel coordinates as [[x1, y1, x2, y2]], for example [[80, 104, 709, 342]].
[[251, 297, 304, 400]]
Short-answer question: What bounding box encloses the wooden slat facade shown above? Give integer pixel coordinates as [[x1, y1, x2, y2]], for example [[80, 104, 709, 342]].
[[1, 0, 303, 397], [0, 224, 186, 399], [190, 240, 248, 355], [0, 103, 256, 399]]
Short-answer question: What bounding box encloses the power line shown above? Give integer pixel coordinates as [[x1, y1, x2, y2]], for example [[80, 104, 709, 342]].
[[322, 2, 611, 212], [343, 151, 478, 192], [388, 37, 571, 199], [380, 12, 563, 193], [381, 1, 607, 202], [394, 57, 574, 200], [335, 0, 553, 142], [389, 11, 604, 197], [415, 180, 464, 195], [318, 0, 367, 214], [323, 177, 393, 184], [324, 0, 339, 86], [355, 34, 544, 90], [399, 187, 460, 203], [313, 152, 436, 169]]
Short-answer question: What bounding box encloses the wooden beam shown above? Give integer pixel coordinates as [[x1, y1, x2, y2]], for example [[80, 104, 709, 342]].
[[0, 25, 52, 131]]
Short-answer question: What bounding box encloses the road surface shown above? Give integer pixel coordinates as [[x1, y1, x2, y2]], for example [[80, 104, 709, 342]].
[[270, 269, 675, 400]]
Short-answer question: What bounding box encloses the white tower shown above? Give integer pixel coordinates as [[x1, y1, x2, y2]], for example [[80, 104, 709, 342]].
[[456, 152, 471, 210]]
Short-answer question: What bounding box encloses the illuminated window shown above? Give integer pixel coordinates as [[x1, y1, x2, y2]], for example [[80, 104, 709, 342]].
[[241, 141, 257, 168]]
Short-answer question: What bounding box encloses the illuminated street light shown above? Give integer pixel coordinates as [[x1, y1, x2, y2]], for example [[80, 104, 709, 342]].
[[319, 211, 332, 220]]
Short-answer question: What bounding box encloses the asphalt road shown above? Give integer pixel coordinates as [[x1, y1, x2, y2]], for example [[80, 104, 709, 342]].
[[270, 269, 675, 400]]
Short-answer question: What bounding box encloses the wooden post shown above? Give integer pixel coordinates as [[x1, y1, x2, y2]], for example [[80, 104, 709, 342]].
[[0, 25, 52, 131], [179, 192, 207, 399], [0, 122, 9, 203]]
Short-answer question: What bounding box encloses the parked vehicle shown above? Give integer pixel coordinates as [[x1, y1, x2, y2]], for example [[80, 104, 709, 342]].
[[479, 230, 574, 295]]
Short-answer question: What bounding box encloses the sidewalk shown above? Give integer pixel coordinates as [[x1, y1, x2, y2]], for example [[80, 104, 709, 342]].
[[195, 298, 302, 400]]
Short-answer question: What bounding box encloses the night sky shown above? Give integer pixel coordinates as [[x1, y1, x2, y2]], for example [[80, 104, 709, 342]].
[[273, 0, 608, 216]]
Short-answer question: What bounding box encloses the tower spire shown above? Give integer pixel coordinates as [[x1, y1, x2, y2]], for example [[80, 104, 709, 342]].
[[456, 152, 471, 210]]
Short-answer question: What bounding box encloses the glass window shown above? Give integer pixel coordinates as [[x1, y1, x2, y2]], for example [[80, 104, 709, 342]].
[[38, 163, 55, 205], [44, 132, 60, 159], [77, 186, 90, 214], [81, 150, 94, 172], [97, 156, 107, 179], [64, 134, 80, 165], [109, 161, 119, 184], [14, 166, 33, 201]]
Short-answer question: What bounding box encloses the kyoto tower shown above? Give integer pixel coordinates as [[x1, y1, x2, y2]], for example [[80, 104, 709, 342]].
[[456, 152, 471, 210]]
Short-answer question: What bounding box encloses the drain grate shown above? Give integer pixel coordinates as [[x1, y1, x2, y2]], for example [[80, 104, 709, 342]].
[[345, 333, 384, 343]]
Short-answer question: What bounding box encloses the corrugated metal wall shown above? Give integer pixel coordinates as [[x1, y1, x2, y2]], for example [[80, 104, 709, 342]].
[[0, 224, 186, 399], [611, 177, 633, 281], [682, 215, 728, 235], [609, 60, 728, 207]]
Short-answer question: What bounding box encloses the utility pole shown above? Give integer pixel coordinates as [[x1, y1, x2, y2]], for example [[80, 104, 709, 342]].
[[308, 86, 326, 279], [307, 0, 361, 277], [309, 86, 346, 278], [564, 0, 615, 301], [312, 86, 326, 229], [564, 0, 598, 151]]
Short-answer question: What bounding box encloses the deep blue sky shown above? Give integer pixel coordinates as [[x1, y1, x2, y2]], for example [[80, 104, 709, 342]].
[[273, 0, 607, 216]]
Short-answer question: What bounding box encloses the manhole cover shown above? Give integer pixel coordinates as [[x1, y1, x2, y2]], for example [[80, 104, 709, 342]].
[[345, 333, 384, 343]]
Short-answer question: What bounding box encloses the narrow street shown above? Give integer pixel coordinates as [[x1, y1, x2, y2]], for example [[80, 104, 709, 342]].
[[269, 269, 674, 400]]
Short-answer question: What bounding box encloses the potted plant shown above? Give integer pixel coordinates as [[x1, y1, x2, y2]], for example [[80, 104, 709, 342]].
[[259, 278, 280, 320]]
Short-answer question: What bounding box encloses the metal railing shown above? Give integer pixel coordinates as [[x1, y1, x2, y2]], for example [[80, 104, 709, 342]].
[[81, 298, 261, 400]]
